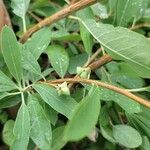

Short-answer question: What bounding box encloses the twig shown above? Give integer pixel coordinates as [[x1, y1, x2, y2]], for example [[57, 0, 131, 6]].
[[68, 53, 112, 88], [88, 54, 112, 70], [20, 0, 97, 43], [42, 78, 150, 108], [27, 11, 42, 22], [84, 48, 102, 67]]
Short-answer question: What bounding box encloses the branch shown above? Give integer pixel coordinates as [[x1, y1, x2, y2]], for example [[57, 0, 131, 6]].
[[88, 54, 112, 70], [43, 78, 150, 108], [20, 0, 97, 43]]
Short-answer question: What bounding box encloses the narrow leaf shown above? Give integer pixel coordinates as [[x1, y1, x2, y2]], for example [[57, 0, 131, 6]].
[[33, 83, 77, 119], [47, 45, 69, 78], [11, 103, 30, 150], [25, 27, 51, 60], [28, 94, 52, 150], [1, 26, 22, 82], [82, 19, 150, 78], [0, 70, 17, 92], [77, 8, 94, 55], [113, 125, 142, 148], [64, 86, 100, 141]]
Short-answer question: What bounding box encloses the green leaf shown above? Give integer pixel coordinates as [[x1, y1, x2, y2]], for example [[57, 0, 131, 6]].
[[2, 120, 15, 146], [99, 88, 141, 114], [113, 125, 142, 148], [100, 126, 116, 143], [0, 70, 17, 92], [140, 136, 150, 150], [82, 19, 150, 78], [77, 8, 94, 55], [0, 92, 9, 100], [25, 27, 51, 60], [64, 86, 100, 141], [11, 103, 30, 150], [0, 95, 20, 109], [47, 45, 69, 78], [115, 0, 148, 26], [33, 83, 77, 119], [11, 0, 30, 18], [28, 94, 52, 150], [68, 53, 88, 74], [91, 3, 108, 19], [22, 47, 42, 77], [43, 104, 58, 126], [51, 126, 66, 150], [1, 26, 22, 82]]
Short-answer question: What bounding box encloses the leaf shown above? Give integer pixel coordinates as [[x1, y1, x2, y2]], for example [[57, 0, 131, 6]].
[[64, 86, 100, 141], [11, 103, 30, 150], [51, 126, 66, 150], [28, 94, 52, 150], [91, 3, 108, 19], [113, 125, 142, 148], [1, 26, 22, 82], [140, 136, 150, 150], [11, 0, 30, 18], [115, 0, 148, 26], [25, 27, 51, 60], [77, 8, 94, 55], [100, 126, 116, 143], [22, 46, 42, 77], [68, 53, 88, 74], [99, 88, 141, 114], [0, 95, 20, 109], [82, 19, 150, 78], [43, 104, 58, 126], [47, 45, 69, 78], [33, 83, 77, 119], [0, 70, 17, 92], [0, 92, 9, 100], [2, 120, 15, 146]]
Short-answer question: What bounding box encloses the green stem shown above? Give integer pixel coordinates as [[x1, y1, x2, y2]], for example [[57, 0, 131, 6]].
[[23, 16, 27, 33], [21, 92, 25, 104], [8, 91, 22, 96], [127, 86, 150, 92]]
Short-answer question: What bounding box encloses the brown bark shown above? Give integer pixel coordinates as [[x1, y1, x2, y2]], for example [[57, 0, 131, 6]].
[[0, 0, 11, 31]]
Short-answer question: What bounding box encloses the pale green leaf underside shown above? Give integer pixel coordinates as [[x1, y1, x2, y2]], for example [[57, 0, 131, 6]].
[[82, 19, 150, 78], [11, 0, 30, 18], [113, 125, 142, 148]]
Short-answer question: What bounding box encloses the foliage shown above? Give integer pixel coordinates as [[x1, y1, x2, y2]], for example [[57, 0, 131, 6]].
[[0, 0, 150, 149]]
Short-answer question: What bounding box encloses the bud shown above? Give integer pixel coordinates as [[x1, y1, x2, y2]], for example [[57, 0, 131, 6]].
[[77, 66, 91, 79], [56, 82, 70, 96]]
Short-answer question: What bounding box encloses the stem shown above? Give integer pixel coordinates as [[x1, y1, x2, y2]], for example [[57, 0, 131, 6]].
[[8, 91, 22, 96], [23, 16, 27, 33], [20, 0, 97, 43], [21, 92, 25, 104], [127, 86, 150, 92], [41, 78, 150, 108]]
